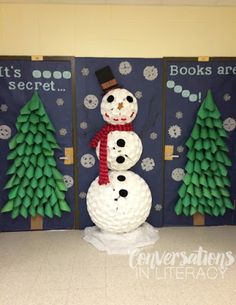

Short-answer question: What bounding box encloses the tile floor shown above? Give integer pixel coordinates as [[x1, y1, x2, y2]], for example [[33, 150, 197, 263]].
[[0, 226, 236, 305]]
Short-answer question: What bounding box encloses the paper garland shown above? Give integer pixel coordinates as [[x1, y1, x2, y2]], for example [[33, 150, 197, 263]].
[[175, 90, 234, 217], [2, 92, 71, 219]]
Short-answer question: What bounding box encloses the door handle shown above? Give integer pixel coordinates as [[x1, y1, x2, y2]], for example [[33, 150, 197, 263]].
[[164, 145, 179, 160], [59, 147, 74, 165]]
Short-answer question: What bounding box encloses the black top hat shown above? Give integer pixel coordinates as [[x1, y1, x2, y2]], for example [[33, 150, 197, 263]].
[[95, 66, 119, 93]]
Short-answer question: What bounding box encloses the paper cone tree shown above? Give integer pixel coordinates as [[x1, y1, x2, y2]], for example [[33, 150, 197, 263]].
[[1, 92, 71, 219], [175, 90, 234, 217]]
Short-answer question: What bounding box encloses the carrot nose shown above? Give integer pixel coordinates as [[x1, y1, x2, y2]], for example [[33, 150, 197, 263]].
[[117, 102, 124, 110]]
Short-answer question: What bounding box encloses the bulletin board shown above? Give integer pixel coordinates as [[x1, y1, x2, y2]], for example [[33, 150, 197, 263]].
[[0, 57, 75, 231], [163, 58, 236, 226]]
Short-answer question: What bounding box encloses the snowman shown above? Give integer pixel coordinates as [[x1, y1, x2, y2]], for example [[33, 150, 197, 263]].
[[86, 66, 152, 235]]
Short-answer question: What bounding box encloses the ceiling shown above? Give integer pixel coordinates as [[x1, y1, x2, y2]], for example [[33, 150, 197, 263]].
[[0, 0, 235, 6]]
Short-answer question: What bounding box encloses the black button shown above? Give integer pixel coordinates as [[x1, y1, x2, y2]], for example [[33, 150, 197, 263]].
[[119, 189, 128, 197], [116, 156, 125, 163], [117, 175, 126, 181], [117, 139, 125, 147]]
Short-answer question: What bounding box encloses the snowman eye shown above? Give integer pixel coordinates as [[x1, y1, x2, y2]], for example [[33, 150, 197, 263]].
[[107, 95, 114, 103], [117, 175, 126, 182], [127, 96, 133, 103]]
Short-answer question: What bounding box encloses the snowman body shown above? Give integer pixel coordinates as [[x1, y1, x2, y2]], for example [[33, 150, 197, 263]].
[[87, 86, 152, 234], [87, 171, 151, 233], [96, 130, 142, 171]]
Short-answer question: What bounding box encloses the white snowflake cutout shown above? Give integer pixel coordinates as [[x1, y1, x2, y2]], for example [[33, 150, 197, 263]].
[[168, 125, 181, 139], [59, 128, 67, 136], [143, 66, 158, 81], [80, 154, 95, 168], [176, 146, 184, 153], [119, 61, 132, 75], [155, 204, 162, 212], [84, 94, 99, 110], [80, 122, 88, 130], [56, 98, 64, 106], [171, 168, 185, 182], [135, 91, 143, 99], [223, 93, 231, 102], [0, 104, 8, 112], [150, 132, 158, 140], [175, 111, 183, 119], [141, 157, 155, 172], [79, 192, 87, 199], [63, 175, 74, 188], [223, 117, 236, 131], [0, 125, 11, 139], [81, 68, 89, 76]]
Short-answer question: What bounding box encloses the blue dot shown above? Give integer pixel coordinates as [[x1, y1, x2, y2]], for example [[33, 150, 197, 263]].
[[43, 71, 51, 79], [167, 80, 175, 89], [53, 71, 62, 79], [189, 94, 198, 102], [32, 70, 41, 78], [174, 85, 182, 93], [63, 71, 71, 79], [182, 90, 190, 98]]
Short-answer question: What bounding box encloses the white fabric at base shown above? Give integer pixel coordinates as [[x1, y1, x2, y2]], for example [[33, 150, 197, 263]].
[[83, 222, 159, 255]]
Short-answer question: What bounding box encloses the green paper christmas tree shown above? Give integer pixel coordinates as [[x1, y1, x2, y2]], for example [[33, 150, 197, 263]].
[[1, 92, 71, 219], [175, 90, 234, 217]]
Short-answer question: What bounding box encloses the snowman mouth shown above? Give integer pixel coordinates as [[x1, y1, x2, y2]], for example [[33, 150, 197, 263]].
[[105, 112, 135, 122]]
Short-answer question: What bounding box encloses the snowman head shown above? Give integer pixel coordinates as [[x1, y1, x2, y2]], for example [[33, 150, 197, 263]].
[[101, 88, 138, 125], [95, 66, 138, 125]]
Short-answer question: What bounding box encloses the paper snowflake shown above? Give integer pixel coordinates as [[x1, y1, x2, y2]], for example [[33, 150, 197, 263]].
[[84, 94, 99, 110], [79, 192, 87, 199], [176, 145, 184, 153], [175, 111, 183, 119], [155, 204, 162, 212], [80, 154, 95, 168], [63, 175, 74, 188], [56, 98, 64, 106], [59, 128, 67, 136], [168, 125, 181, 139], [141, 157, 155, 171], [81, 68, 89, 76], [143, 66, 158, 81], [223, 93, 231, 102], [0, 104, 8, 112], [80, 122, 88, 129], [135, 91, 143, 99], [223, 117, 236, 131], [119, 61, 132, 75], [150, 132, 158, 140], [171, 168, 185, 182], [0, 125, 12, 140]]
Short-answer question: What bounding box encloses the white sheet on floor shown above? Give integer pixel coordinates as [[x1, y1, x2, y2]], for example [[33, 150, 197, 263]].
[[83, 222, 159, 255]]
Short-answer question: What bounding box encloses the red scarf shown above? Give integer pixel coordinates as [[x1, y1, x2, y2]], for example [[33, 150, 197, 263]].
[[90, 123, 133, 185]]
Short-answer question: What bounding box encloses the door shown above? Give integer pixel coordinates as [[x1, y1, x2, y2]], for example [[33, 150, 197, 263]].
[[76, 57, 164, 228], [0, 57, 75, 231], [164, 58, 236, 226]]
